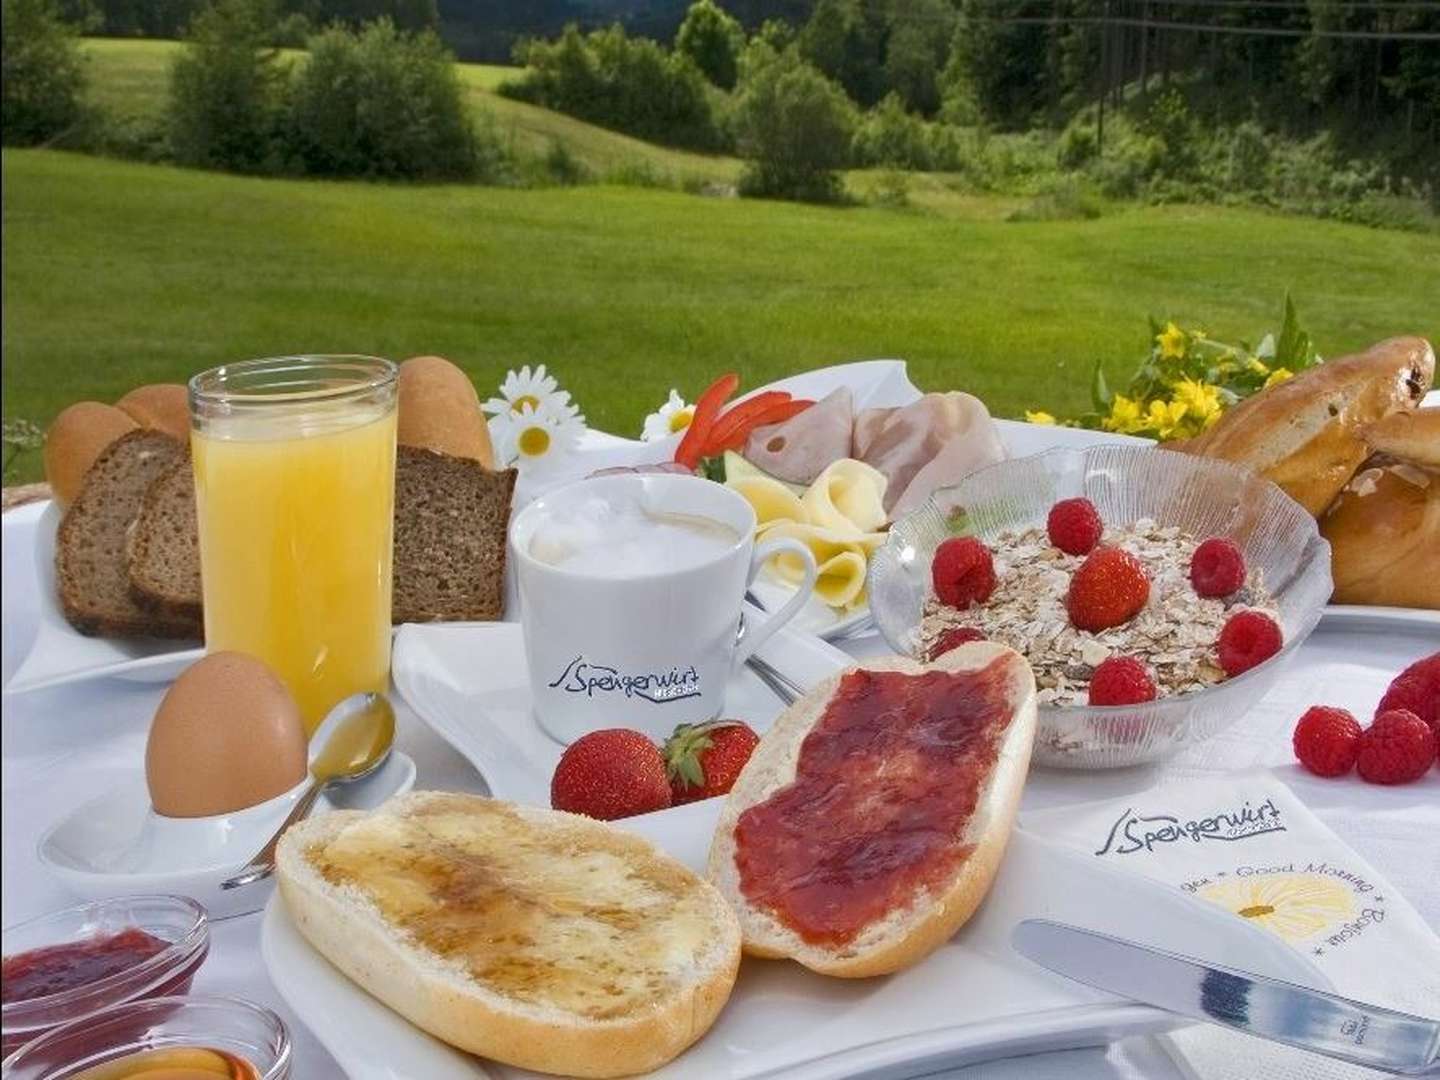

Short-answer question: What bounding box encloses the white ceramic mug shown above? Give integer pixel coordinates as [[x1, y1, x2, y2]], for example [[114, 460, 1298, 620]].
[[510, 472, 819, 744]]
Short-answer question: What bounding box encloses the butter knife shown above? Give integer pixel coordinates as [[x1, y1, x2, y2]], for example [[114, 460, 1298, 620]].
[[1012, 919, 1440, 1075]]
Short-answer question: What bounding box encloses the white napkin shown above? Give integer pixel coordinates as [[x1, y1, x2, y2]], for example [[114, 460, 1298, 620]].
[[1024, 771, 1440, 1079]]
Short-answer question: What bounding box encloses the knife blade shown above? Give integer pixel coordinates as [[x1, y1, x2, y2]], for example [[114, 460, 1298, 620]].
[[1012, 918, 1440, 1075]]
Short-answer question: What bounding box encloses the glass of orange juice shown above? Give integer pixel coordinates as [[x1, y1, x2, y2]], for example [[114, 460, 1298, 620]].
[[189, 356, 398, 735]]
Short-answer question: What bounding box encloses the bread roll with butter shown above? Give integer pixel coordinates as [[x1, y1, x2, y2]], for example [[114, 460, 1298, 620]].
[[277, 792, 740, 1078], [1322, 459, 1439, 609], [1180, 336, 1434, 516], [709, 642, 1037, 978], [397, 355, 494, 467], [43, 401, 139, 508]]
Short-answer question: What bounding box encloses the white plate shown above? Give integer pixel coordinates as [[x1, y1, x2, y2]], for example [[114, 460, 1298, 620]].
[[37, 751, 416, 919], [390, 616, 853, 803], [261, 797, 1327, 1080], [3, 503, 202, 695]]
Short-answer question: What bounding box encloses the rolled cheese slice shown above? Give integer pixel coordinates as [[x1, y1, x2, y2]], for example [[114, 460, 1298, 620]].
[[801, 459, 888, 538], [728, 475, 807, 529], [759, 521, 885, 608]]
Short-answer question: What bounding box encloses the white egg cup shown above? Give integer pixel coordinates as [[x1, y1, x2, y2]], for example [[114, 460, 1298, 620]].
[[37, 752, 415, 919]]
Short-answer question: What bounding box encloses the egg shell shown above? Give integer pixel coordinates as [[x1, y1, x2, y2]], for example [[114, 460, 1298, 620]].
[[146, 651, 309, 818]]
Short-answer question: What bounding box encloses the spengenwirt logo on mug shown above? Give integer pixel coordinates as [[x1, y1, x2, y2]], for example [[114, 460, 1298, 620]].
[[1094, 796, 1286, 857], [548, 656, 702, 705]]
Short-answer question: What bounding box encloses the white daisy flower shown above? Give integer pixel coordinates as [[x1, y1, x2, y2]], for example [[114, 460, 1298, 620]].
[[641, 389, 695, 442], [500, 399, 584, 471], [482, 364, 576, 420]]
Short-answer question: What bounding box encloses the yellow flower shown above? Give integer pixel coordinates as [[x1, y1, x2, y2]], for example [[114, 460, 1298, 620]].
[[1264, 367, 1294, 388], [1171, 377, 1222, 426], [1247, 356, 1270, 376], [1217, 359, 1237, 374], [1203, 408, 1222, 430], [1145, 398, 1189, 440], [1025, 410, 1057, 425], [1102, 395, 1144, 434], [1199, 874, 1356, 942], [1157, 322, 1187, 360]]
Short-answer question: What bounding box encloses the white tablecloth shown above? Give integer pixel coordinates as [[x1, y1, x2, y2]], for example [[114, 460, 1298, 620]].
[[3, 502, 1436, 1079]]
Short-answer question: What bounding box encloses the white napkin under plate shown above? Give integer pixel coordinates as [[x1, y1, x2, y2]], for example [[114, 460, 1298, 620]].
[[1024, 771, 1440, 1079]]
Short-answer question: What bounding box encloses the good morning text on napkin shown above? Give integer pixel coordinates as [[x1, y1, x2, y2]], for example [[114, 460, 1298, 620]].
[[1024, 772, 1440, 1080]]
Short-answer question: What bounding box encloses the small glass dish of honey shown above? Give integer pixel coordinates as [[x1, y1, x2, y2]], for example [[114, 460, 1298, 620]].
[[2, 897, 210, 1056], [0, 995, 290, 1079]]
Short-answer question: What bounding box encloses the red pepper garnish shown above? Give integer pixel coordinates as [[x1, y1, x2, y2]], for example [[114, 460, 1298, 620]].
[[702, 391, 791, 458], [714, 397, 814, 453], [674, 373, 739, 470]]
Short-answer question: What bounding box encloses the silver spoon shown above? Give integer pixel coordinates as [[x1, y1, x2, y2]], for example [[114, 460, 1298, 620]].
[[736, 610, 805, 705], [221, 692, 396, 891]]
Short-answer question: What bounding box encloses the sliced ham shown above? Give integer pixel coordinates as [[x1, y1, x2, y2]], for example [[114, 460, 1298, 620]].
[[743, 388, 854, 486], [854, 392, 1007, 515]]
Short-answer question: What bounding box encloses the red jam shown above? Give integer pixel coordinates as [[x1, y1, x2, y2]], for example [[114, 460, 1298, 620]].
[[734, 658, 1018, 946], [2, 928, 169, 1004]]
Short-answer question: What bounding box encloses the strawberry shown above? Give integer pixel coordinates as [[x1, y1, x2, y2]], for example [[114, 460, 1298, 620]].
[[1066, 546, 1150, 632], [663, 720, 760, 805], [550, 729, 672, 820]]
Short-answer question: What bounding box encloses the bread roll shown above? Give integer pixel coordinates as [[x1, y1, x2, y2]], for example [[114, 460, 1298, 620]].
[[1360, 407, 1440, 469], [709, 642, 1037, 978], [116, 383, 190, 440], [397, 355, 493, 467], [1321, 460, 1440, 609], [277, 793, 740, 1077], [43, 402, 139, 508], [1180, 336, 1434, 516]]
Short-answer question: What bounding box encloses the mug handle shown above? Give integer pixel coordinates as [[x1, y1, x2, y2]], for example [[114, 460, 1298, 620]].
[[734, 537, 818, 666]]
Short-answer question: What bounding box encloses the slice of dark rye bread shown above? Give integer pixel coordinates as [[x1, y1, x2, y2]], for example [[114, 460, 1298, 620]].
[[128, 457, 202, 623], [392, 445, 517, 624], [55, 430, 202, 639], [117, 444, 516, 627]]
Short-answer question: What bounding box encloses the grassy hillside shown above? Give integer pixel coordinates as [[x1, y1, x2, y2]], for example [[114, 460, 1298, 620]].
[[5, 149, 1437, 482], [80, 38, 743, 188]]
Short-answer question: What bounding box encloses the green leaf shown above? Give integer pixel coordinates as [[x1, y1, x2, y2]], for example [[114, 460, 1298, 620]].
[[1273, 292, 1316, 371], [700, 455, 726, 482], [1090, 358, 1113, 412]]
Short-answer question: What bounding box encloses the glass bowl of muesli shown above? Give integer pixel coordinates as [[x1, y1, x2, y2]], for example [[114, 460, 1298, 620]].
[[868, 446, 1332, 768]]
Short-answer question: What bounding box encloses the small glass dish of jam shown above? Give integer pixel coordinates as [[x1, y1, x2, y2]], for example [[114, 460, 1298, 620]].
[[2, 896, 209, 1055], [0, 995, 290, 1079]]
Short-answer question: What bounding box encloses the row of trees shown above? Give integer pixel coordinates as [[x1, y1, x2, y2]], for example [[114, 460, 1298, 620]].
[[2, 0, 487, 180]]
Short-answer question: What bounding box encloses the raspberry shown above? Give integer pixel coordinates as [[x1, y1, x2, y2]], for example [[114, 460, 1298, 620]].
[[1088, 656, 1157, 706], [1047, 498, 1103, 556], [1190, 537, 1246, 598], [1066, 546, 1150, 632], [1376, 652, 1440, 742], [1216, 610, 1283, 677], [1356, 709, 1436, 785], [1292, 706, 1361, 777], [928, 625, 985, 660], [931, 537, 996, 609]]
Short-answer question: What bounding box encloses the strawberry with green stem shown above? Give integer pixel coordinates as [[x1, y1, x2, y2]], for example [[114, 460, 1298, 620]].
[[663, 720, 760, 804]]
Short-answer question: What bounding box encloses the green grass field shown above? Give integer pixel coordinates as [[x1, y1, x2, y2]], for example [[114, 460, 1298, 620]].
[[5, 148, 1437, 483]]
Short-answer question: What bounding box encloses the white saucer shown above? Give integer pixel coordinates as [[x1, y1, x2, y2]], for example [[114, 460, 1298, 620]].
[[37, 751, 416, 919], [262, 797, 1328, 1080], [391, 619, 853, 804]]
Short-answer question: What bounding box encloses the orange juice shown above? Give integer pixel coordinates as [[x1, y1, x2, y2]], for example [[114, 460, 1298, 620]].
[[190, 358, 397, 734]]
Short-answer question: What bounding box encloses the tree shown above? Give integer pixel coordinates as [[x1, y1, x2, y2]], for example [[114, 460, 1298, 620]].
[[754, 16, 794, 53], [734, 48, 855, 201], [796, 0, 884, 107], [884, 0, 953, 116], [287, 19, 479, 179], [674, 0, 743, 90], [1, 0, 86, 145], [169, 0, 287, 172]]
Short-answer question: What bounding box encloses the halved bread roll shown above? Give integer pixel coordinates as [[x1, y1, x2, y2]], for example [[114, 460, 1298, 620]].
[[1178, 335, 1433, 515], [709, 642, 1037, 978], [277, 792, 741, 1078], [1360, 407, 1440, 469]]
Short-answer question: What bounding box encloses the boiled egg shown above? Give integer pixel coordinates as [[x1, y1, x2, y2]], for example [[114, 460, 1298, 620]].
[[146, 651, 308, 817]]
